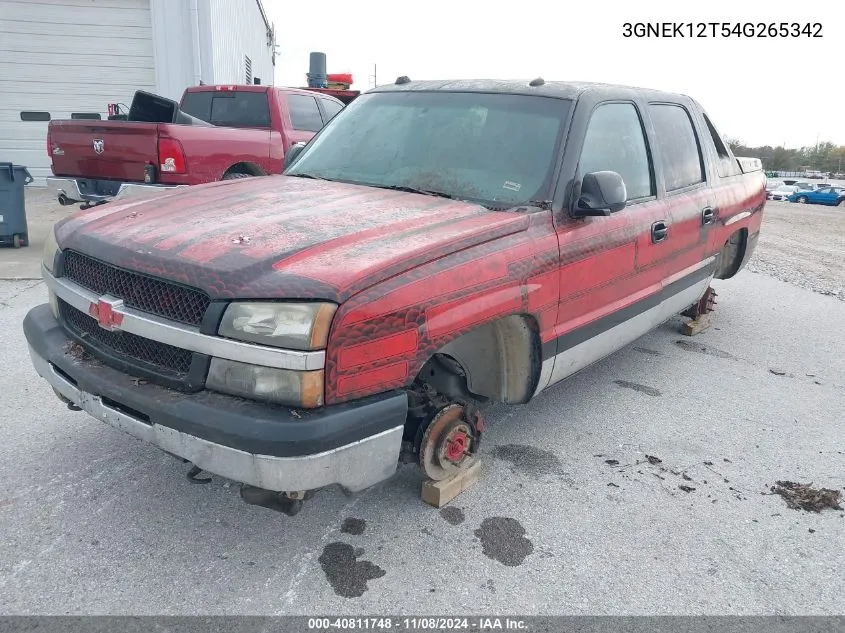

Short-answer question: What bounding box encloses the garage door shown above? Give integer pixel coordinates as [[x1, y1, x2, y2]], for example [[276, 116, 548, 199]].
[[0, 0, 156, 185]]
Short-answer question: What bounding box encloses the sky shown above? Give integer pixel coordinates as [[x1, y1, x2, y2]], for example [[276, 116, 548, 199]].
[[266, 0, 842, 150]]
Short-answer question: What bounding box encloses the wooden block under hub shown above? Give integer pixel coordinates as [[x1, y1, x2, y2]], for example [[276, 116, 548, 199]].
[[421, 460, 481, 508], [681, 313, 712, 337]]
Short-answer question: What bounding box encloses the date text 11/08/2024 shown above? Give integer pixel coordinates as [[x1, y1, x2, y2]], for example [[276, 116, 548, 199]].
[[308, 617, 528, 630], [623, 22, 823, 38]]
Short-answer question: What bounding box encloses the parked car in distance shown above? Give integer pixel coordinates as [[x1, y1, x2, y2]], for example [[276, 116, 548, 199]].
[[788, 186, 845, 206], [46, 85, 350, 207], [24, 78, 766, 509], [769, 184, 800, 200], [765, 180, 783, 193]]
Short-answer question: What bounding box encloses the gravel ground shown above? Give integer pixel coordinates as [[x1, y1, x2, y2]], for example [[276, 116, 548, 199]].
[[745, 200, 845, 301], [0, 194, 843, 615]]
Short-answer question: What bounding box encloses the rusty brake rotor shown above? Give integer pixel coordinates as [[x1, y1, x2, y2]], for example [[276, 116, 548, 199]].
[[419, 403, 479, 481]]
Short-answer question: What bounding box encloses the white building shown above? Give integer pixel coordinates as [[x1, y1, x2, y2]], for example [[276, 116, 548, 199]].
[[0, 0, 277, 184]]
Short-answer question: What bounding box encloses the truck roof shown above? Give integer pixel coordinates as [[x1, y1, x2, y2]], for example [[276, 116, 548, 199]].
[[369, 79, 691, 103], [182, 84, 348, 104]]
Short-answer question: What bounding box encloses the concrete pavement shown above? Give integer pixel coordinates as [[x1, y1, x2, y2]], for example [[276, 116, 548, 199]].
[[1, 270, 842, 614]]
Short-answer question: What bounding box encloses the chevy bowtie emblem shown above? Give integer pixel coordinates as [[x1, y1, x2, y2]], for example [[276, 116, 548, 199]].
[[89, 296, 124, 330], [93, 138, 105, 154]]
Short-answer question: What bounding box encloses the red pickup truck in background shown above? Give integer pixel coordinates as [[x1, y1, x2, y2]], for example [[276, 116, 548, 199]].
[[46, 84, 353, 207]]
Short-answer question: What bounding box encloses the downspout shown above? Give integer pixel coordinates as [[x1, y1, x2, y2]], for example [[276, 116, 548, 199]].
[[190, 0, 203, 85]]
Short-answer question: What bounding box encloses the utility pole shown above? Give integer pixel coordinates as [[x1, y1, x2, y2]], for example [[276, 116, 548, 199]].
[[368, 64, 377, 89]]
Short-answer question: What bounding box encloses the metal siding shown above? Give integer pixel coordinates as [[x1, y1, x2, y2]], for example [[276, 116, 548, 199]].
[[0, 0, 155, 184], [207, 0, 274, 86], [149, 0, 195, 100]]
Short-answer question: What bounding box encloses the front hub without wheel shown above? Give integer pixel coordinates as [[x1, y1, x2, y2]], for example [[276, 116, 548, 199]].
[[419, 403, 482, 481]]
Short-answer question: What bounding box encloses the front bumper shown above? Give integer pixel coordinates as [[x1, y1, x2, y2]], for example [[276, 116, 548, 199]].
[[47, 177, 187, 204], [24, 304, 407, 493]]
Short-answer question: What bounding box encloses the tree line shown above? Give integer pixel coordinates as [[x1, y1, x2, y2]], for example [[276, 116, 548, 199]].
[[723, 138, 845, 175]]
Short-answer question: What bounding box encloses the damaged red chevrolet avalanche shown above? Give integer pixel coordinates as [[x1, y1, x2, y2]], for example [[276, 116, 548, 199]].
[[23, 78, 765, 513]]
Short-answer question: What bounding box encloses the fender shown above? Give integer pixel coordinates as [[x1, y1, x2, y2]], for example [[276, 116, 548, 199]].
[[324, 213, 561, 405]]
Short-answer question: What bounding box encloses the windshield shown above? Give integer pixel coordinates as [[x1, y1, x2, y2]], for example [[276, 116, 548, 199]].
[[775, 185, 795, 192], [286, 91, 572, 207]]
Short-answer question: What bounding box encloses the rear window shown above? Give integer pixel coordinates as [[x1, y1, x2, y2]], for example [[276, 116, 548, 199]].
[[180, 90, 271, 128], [702, 112, 740, 178]]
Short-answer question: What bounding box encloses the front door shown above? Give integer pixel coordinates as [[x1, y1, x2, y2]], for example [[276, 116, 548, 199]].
[[539, 99, 672, 391]]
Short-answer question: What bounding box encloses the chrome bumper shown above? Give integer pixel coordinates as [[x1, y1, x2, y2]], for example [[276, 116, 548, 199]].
[[47, 177, 187, 204], [28, 345, 404, 493]]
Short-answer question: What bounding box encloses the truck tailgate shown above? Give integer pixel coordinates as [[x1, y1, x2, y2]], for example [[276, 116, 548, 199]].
[[50, 120, 159, 181]]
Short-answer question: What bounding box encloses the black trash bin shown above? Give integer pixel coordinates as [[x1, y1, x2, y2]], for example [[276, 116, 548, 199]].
[[0, 162, 33, 248]]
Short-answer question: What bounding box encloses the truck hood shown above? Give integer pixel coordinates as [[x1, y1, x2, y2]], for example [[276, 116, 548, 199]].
[[54, 176, 530, 301]]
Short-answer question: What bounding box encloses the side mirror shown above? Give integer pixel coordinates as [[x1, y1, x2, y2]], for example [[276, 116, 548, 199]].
[[283, 143, 307, 170], [572, 171, 627, 217]]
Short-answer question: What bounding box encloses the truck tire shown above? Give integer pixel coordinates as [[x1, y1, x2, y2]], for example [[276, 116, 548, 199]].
[[222, 172, 252, 180]]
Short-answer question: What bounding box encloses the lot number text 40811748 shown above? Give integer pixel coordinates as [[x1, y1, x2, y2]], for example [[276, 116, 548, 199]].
[[622, 22, 823, 38]]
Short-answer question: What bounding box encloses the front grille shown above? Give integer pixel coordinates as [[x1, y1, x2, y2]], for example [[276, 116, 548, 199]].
[[60, 300, 193, 376], [63, 251, 211, 326]]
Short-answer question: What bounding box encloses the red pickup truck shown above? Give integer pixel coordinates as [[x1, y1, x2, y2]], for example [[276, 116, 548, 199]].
[[46, 85, 348, 206], [25, 78, 765, 515]]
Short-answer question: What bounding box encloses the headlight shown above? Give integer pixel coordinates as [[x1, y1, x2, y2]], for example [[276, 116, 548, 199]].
[[42, 226, 59, 274], [206, 358, 324, 407], [218, 302, 336, 350]]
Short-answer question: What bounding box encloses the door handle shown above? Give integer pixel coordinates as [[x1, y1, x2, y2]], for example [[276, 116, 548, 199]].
[[651, 220, 669, 244], [701, 207, 716, 226]]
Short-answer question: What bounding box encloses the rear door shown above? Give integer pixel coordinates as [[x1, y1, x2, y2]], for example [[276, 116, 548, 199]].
[[812, 187, 839, 205], [49, 120, 159, 180], [644, 101, 717, 302], [284, 93, 325, 147], [543, 96, 671, 388]]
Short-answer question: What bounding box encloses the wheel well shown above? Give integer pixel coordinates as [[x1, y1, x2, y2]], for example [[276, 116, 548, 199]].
[[418, 315, 541, 405], [223, 162, 266, 177], [714, 228, 748, 279]]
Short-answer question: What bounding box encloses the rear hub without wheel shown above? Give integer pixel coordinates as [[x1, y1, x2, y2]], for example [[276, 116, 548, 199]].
[[682, 285, 717, 319]]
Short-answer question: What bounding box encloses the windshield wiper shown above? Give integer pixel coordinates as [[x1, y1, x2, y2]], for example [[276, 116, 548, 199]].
[[486, 200, 552, 212], [368, 184, 455, 200], [287, 173, 330, 181]]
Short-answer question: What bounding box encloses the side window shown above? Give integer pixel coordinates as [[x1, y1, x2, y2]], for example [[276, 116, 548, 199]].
[[578, 102, 653, 201], [702, 112, 740, 178], [287, 94, 323, 132], [649, 104, 705, 191], [320, 99, 343, 123]]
